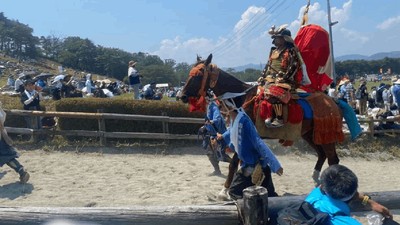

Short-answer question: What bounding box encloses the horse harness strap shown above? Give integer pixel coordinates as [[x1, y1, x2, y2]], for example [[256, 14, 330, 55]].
[[197, 64, 219, 98]]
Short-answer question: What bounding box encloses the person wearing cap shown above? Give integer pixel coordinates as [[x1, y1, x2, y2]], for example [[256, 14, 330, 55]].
[[216, 92, 283, 200], [128, 61, 141, 100], [305, 165, 392, 225], [334, 77, 362, 141], [337, 78, 350, 102], [260, 25, 304, 127]]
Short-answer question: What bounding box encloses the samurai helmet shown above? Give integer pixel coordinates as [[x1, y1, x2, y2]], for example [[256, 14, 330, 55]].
[[269, 24, 294, 43]]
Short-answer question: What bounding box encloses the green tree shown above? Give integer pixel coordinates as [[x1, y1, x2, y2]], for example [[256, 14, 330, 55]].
[[39, 35, 63, 60], [175, 62, 192, 86], [140, 64, 176, 85], [59, 37, 97, 71]]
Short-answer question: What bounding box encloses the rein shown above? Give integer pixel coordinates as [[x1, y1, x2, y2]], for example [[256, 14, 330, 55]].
[[190, 63, 220, 98]]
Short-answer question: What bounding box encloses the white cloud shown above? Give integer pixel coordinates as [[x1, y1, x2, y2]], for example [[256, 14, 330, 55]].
[[339, 28, 369, 44], [331, 0, 352, 25], [289, 2, 328, 35], [152, 5, 270, 68], [377, 16, 400, 30], [290, 0, 352, 33], [153, 0, 392, 68], [234, 6, 266, 33], [153, 36, 215, 64]]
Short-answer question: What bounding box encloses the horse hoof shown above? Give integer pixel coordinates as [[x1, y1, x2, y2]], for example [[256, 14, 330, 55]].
[[312, 170, 320, 186], [217, 188, 231, 201]]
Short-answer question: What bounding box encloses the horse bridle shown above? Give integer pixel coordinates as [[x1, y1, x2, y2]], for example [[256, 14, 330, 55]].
[[189, 63, 220, 99]]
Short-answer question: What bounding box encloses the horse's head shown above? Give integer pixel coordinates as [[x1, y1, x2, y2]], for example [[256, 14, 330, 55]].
[[180, 54, 220, 111]]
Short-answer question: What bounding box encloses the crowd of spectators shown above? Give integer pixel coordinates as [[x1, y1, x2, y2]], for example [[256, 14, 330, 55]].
[[329, 76, 400, 134]]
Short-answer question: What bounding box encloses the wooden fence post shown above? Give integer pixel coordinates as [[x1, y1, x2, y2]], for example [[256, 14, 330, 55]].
[[368, 116, 375, 138], [97, 109, 106, 145], [161, 111, 169, 145]]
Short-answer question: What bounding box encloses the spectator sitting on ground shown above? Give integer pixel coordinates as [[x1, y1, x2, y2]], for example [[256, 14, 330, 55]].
[[167, 87, 176, 98], [304, 164, 392, 225], [374, 105, 400, 136], [143, 82, 162, 100], [3, 74, 15, 89], [14, 74, 30, 93]]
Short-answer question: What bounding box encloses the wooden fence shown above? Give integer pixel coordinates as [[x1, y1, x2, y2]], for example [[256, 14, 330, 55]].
[[0, 190, 399, 225], [4, 109, 400, 145], [4, 109, 204, 145]]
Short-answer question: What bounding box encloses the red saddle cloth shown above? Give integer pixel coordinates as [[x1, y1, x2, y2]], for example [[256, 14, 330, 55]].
[[254, 95, 303, 125]]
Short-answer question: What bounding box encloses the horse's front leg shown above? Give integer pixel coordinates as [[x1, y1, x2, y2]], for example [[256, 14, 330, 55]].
[[218, 153, 239, 201], [302, 130, 326, 185], [224, 153, 239, 188]]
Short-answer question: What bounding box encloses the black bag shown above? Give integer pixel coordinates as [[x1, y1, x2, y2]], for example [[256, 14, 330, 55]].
[[277, 201, 331, 225]]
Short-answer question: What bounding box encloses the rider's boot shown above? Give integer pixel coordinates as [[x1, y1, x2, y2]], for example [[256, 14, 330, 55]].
[[270, 118, 284, 127], [264, 117, 273, 127]]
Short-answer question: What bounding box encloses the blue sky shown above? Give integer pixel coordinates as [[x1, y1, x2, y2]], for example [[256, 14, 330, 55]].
[[2, 0, 400, 68]]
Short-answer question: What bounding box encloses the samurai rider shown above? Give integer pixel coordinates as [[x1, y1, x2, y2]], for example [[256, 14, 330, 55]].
[[260, 25, 305, 127]]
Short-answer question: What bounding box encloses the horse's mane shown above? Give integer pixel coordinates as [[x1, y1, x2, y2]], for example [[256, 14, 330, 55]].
[[214, 68, 253, 95]]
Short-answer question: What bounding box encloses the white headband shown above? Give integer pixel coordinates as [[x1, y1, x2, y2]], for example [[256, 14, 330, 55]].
[[223, 98, 237, 110]]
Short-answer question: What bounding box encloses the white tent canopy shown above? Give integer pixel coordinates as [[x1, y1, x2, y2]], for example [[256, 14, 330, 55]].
[[156, 83, 169, 88]]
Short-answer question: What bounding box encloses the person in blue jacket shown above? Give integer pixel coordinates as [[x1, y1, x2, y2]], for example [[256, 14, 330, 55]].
[[217, 92, 283, 200], [305, 164, 393, 225], [200, 90, 232, 176]]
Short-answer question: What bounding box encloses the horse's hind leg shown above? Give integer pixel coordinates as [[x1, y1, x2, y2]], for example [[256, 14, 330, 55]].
[[321, 143, 339, 166]]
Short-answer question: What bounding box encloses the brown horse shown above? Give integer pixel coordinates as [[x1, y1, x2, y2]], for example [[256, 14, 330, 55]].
[[181, 54, 343, 190]]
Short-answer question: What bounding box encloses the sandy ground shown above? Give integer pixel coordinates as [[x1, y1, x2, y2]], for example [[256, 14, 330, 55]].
[[0, 144, 399, 224]]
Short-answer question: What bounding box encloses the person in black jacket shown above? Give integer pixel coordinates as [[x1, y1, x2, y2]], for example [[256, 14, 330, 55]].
[[20, 79, 43, 141], [357, 79, 368, 115]]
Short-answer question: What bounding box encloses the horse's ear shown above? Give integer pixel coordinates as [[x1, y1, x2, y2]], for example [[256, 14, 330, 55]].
[[196, 54, 202, 62], [205, 54, 213, 66]]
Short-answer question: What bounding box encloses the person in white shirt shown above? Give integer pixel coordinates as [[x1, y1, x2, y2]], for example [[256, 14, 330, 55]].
[[85, 73, 95, 95], [128, 61, 141, 100], [328, 83, 337, 98], [14, 75, 25, 93]]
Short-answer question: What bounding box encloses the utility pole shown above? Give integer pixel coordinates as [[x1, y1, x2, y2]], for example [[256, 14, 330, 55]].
[[327, 0, 338, 82]]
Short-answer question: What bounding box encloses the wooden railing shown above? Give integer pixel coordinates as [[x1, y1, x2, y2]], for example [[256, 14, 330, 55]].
[[4, 109, 399, 145], [4, 109, 204, 145]]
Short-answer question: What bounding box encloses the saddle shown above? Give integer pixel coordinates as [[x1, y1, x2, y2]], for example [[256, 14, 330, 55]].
[[254, 92, 344, 145]]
